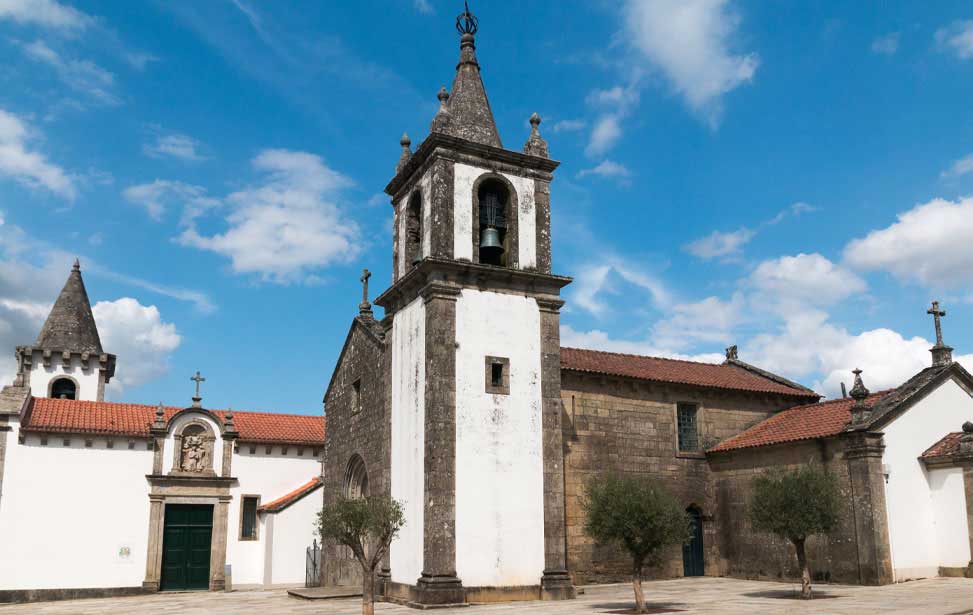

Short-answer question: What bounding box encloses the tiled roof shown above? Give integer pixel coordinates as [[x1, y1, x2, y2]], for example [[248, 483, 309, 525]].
[[560, 347, 820, 399], [921, 432, 964, 459], [23, 398, 325, 445], [258, 477, 323, 513], [708, 391, 892, 453]]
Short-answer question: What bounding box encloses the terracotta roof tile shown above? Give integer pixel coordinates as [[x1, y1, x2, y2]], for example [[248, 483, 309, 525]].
[[920, 432, 964, 459], [560, 347, 819, 399], [708, 391, 892, 453], [258, 477, 323, 513], [23, 398, 325, 445]]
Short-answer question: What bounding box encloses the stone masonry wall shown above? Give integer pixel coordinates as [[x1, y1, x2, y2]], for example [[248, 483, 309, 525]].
[[321, 319, 389, 588], [560, 371, 802, 584], [708, 438, 866, 585]]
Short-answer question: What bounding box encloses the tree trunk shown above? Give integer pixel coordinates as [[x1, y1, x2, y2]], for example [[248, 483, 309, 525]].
[[794, 538, 812, 600], [361, 566, 375, 615], [632, 562, 646, 614]]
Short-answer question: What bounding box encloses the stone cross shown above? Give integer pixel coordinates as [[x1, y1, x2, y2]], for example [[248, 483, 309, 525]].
[[191, 370, 205, 407], [360, 269, 371, 305], [928, 301, 946, 346]]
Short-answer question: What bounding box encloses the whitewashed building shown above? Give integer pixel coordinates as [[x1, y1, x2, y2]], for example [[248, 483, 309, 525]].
[[0, 261, 326, 602]]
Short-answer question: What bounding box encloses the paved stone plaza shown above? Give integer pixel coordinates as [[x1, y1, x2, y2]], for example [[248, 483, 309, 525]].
[[2, 578, 971, 615]]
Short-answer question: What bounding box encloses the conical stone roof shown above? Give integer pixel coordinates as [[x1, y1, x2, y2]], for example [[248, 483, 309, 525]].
[[435, 31, 502, 148], [35, 260, 104, 354]]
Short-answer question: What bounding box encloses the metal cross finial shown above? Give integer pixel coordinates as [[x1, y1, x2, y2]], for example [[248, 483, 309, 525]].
[[928, 300, 946, 346], [360, 269, 371, 305], [191, 370, 206, 399], [456, 0, 478, 36]]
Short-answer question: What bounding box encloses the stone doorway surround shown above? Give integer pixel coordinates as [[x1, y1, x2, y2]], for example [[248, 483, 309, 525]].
[[142, 406, 238, 592]]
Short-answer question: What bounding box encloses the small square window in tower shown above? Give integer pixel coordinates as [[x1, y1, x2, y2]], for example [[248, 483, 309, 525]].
[[477, 180, 509, 267], [484, 356, 510, 395], [677, 403, 699, 452]]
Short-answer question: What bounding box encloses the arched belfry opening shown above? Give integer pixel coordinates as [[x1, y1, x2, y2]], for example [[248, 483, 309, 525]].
[[405, 191, 423, 267], [476, 178, 510, 267], [50, 377, 77, 400], [344, 454, 369, 499]]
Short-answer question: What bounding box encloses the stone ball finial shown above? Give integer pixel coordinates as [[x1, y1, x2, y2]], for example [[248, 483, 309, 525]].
[[849, 368, 870, 403], [529, 112, 541, 128], [437, 86, 450, 104], [400, 133, 411, 148], [963, 421, 973, 434]]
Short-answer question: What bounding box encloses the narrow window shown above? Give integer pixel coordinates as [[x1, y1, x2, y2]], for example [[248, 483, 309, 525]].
[[485, 356, 510, 395], [477, 180, 509, 267], [406, 191, 423, 267], [50, 377, 76, 400], [240, 495, 260, 540], [677, 403, 699, 452], [352, 379, 362, 414]]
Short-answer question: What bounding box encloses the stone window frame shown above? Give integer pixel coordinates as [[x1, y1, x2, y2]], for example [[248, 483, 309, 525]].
[[471, 173, 519, 269], [674, 402, 705, 459], [404, 189, 424, 268], [171, 418, 218, 475], [351, 378, 362, 414], [485, 356, 510, 395], [47, 374, 80, 400], [238, 494, 260, 541]]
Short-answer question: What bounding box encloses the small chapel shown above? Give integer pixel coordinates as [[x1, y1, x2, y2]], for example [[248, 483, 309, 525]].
[[2, 3, 973, 608]]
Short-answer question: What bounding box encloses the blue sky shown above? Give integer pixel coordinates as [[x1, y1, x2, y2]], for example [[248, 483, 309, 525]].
[[4, 0, 973, 414]]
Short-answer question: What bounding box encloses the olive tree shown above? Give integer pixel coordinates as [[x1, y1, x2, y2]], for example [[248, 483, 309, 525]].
[[583, 474, 690, 614], [318, 495, 405, 615], [749, 466, 840, 599]]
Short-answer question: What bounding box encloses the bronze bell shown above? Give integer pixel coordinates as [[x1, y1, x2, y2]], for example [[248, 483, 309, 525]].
[[479, 226, 503, 262]]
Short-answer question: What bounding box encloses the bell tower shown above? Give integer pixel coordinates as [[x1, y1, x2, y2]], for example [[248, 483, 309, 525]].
[[375, 4, 574, 606]]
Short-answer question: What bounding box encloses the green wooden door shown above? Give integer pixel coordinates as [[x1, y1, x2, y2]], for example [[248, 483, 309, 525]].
[[161, 504, 213, 590]]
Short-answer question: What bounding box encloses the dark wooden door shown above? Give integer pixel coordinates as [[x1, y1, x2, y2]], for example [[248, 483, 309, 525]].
[[161, 504, 213, 590], [682, 507, 704, 577]]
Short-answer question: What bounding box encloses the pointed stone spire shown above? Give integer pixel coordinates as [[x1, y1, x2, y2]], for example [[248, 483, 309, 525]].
[[396, 133, 412, 175], [927, 301, 953, 367], [35, 259, 104, 354], [437, 2, 502, 148], [849, 368, 871, 424], [430, 86, 451, 134], [523, 113, 549, 158]]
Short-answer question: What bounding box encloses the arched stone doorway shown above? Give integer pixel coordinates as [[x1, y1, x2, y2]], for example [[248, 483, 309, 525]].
[[682, 506, 704, 577]]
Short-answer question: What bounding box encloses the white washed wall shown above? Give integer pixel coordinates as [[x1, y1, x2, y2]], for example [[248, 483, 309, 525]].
[[268, 487, 321, 585], [390, 297, 426, 584], [454, 289, 545, 587], [0, 422, 152, 590], [228, 449, 322, 587], [928, 467, 970, 568], [27, 351, 101, 401], [883, 376, 973, 581]]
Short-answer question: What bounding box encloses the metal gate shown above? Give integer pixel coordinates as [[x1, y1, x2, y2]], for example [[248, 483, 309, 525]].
[[305, 540, 322, 588]]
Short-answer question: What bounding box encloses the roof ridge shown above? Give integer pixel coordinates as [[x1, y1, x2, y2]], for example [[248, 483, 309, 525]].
[[561, 346, 724, 368], [33, 397, 321, 419]]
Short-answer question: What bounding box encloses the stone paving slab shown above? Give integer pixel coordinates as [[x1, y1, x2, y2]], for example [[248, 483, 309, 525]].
[[1, 577, 970, 615]]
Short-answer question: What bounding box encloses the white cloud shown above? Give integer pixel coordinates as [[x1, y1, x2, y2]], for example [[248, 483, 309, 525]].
[[413, 0, 434, 15], [570, 260, 672, 319], [871, 32, 900, 55], [651, 293, 744, 351], [20, 40, 119, 105], [552, 119, 586, 133], [178, 149, 360, 283], [143, 132, 206, 162], [685, 227, 754, 260], [942, 154, 973, 178], [936, 20, 973, 60], [0, 108, 76, 199], [0, 0, 91, 30], [750, 253, 866, 309], [93, 298, 181, 393], [123, 179, 216, 221], [577, 160, 632, 183], [623, 0, 757, 124], [844, 197, 973, 287], [585, 114, 623, 157], [560, 324, 725, 364]]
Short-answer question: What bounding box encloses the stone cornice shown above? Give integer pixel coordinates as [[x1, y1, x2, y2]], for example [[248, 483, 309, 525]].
[[385, 133, 559, 201], [17, 345, 116, 379], [375, 257, 571, 315]]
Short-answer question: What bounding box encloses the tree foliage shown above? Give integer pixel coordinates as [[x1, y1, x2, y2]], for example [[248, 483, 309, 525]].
[[749, 465, 840, 542], [583, 474, 690, 614], [318, 495, 405, 615], [749, 465, 840, 599]]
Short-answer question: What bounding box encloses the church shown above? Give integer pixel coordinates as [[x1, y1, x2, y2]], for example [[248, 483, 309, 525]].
[[2, 4, 973, 608]]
